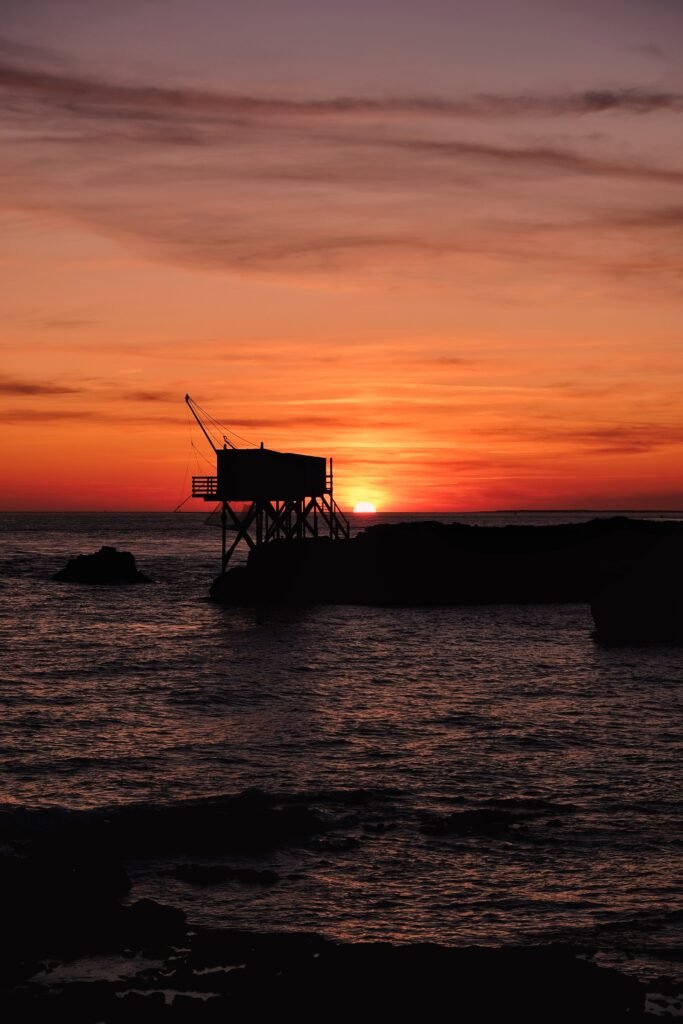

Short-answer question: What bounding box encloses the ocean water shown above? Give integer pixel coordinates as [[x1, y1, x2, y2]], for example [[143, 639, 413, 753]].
[[0, 511, 681, 981]]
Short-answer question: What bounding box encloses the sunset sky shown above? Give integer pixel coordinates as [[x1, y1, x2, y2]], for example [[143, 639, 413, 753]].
[[1, 0, 682, 511]]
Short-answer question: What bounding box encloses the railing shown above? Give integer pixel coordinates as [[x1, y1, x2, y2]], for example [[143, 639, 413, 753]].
[[332, 498, 350, 538], [192, 478, 349, 538], [317, 493, 350, 539], [192, 476, 218, 497]]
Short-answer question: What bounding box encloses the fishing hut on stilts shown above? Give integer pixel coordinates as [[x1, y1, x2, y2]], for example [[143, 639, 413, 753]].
[[186, 395, 350, 572]]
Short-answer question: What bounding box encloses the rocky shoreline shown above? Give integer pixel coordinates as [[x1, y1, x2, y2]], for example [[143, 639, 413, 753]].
[[2, 790, 680, 1021], [7, 923, 661, 1021]]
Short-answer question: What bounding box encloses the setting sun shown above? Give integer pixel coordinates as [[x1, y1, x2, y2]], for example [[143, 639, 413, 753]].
[[353, 502, 377, 514]]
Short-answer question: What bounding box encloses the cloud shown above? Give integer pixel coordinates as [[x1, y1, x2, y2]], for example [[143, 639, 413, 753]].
[[630, 42, 669, 62], [506, 421, 683, 456], [0, 405, 183, 425], [2, 52, 683, 283], [408, 354, 474, 367], [0, 374, 80, 395], [390, 137, 683, 186], [602, 205, 683, 229], [0, 35, 66, 65], [0, 377, 182, 405], [0, 407, 95, 422], [124, 389, 178, 402], [2, 60, 683, 121]]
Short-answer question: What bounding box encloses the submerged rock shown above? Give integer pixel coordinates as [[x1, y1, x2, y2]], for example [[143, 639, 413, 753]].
[[54, 546, 153, 584], [172, 863, 280, 885], [420, 807, 514, 836]]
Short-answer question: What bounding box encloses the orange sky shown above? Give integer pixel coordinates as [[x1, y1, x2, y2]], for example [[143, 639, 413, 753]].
[[1, 2, 682, 512]]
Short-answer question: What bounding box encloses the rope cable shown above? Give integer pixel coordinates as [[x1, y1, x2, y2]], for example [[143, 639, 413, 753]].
[[191, 439, 215, 469], [190, 398, 259, 449]]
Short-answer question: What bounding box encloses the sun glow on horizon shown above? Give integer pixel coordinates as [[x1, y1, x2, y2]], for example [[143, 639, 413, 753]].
[[353, 501, 377, 513]]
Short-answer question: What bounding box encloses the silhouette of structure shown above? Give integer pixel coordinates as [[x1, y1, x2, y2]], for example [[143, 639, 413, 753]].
[[186, 395, 349, 570]]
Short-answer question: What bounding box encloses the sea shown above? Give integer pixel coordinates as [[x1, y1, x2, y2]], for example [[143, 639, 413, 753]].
[[1, 510, 682, 983]]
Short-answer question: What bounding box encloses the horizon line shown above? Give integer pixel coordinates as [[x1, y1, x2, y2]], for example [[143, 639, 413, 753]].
[[1, 508, 682, 516]]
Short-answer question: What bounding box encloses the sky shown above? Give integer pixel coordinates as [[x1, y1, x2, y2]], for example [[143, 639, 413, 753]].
[[1, 0, 682, 511]]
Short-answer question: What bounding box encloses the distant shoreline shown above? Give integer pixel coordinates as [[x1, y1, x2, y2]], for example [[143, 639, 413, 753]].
[[2, 508, 683, 516]]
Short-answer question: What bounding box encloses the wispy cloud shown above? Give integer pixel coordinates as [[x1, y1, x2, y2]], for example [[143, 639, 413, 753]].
[[495, 421, 683, 456], [3, 61, 683, 120], [2, 50, 682, 282], [0, 407, 95, 422], [390, 137, 683, 186], [0, 378, 182, 406], [0, 406, 183, 425], [0, 374, 80, 396], [124, 389, 178, 403]]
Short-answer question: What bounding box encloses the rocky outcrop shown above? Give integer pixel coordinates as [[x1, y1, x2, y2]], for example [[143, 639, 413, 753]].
[[1, 789, 325, 860], [3, 923, 652, 1021], [210, 517, 683, 610], [54, 546, 153, 584]]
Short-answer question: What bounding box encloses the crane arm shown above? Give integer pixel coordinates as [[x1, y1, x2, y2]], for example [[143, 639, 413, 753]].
[[185, 393, 220, 453]]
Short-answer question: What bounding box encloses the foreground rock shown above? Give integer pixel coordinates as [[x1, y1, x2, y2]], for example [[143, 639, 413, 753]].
[[3, 922, 659, 1022], [210, 516, 683, 610], [0, 790, 324, 980], [54, 546, 153, 584], [1, 789, 325, 861]]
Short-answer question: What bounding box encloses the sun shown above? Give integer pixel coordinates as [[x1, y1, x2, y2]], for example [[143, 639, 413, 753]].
[[353, 501, 377, 513]]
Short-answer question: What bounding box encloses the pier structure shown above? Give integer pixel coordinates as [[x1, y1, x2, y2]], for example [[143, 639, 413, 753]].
[[186, 395, 349, 571]]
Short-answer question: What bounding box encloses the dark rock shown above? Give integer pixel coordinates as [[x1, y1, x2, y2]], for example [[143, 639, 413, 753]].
[[147, 929, 648, 1019], [54, 545, 153, 584], [102, 790, 324, 856], [0, 842, 131, 971], [591, 564, 683, 644], [209, 564, 249, 602], [4, 921, 656, 1020], [420, 807, 515, 836], [421, 799, 576, 837], [2, 789, 325, 859], [172, 863, 280, 885], [9, 981, 120, 1023], [116, 899, 187, 950], [116, 990, 167, 1018], [209, 516, 683, 608]]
